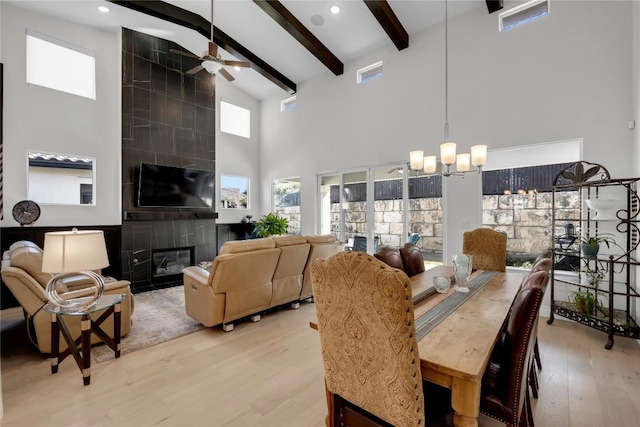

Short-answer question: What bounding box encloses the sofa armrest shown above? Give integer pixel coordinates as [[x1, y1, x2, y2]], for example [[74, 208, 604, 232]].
[[183, 266, 211, 286]]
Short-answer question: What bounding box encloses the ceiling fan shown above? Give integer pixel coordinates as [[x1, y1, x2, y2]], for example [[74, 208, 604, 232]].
[[169, 0, 251, 81]]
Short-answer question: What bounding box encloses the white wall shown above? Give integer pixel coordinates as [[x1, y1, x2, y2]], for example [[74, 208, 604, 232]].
[[215, 76, 261, 224], [260, 0, 635, 255], [0, 4, 121, 227]]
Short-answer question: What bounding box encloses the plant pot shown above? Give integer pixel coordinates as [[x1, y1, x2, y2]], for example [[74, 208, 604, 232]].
[[581, 242, 600, 257]]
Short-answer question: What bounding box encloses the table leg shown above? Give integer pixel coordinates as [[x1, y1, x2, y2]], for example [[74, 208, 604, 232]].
[[451, 378, 481, 427], [50, 313, 60, 374], [114, 303, 122, 358], [81, 314, 91, 386]]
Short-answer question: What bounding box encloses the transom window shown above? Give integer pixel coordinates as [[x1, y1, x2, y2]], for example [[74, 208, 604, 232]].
[[220, 100, 251, 139]]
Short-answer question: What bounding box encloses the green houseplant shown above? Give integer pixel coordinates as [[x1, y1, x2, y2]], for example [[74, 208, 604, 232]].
[[253, 213, 289, 238], [579, 232, 619, 256], [570, 267, 607, 317]]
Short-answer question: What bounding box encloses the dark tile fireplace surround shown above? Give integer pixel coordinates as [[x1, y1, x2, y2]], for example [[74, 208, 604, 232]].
[[121, 28, 218, 293]]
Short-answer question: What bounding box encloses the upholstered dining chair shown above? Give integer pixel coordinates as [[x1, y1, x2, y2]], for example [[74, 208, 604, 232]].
[[462, 228, 507, 272], [311, 251, 449, 427], [480, 285, 544, 427], [520, 270, 550, 400], [373, 246, 404, 271], [400, 243, 426, 277]]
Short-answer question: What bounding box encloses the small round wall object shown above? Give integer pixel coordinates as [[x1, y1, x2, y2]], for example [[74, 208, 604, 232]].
[[12, 200, 41, 226]]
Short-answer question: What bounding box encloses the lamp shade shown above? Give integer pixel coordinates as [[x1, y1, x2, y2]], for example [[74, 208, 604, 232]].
[[409, 150, 424, 170], [42, 229, 109, 273], [456, 153, 471, 172], [440, 142, 456, 166], [471, 145, 487, 167], [423, 156, 437, 174]]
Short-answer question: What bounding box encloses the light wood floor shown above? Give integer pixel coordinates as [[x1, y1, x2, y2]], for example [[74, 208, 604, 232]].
[[1, 302, 639, 427]]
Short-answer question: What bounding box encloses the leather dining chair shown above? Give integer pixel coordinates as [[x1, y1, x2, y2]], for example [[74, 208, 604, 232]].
[[400, 243, 426, 277], [480, 285, 544, 427], [310, 251, 450, 427], [462, 228, 508, 272], [521, 270, 550, 400], [373, 246, 405, 271]]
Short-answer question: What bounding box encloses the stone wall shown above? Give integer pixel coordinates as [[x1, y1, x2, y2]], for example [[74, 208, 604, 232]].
[[274, 206, 301, 234], [331, 190, 579, 262]]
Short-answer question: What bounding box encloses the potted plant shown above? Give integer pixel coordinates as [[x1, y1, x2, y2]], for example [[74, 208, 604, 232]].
[[571, 266, 607, 317], [253, 213, 289, 237], [579, 232, 619, 256]]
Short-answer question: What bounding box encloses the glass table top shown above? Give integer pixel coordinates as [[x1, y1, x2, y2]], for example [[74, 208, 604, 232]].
[[43, 294, 126, 316]]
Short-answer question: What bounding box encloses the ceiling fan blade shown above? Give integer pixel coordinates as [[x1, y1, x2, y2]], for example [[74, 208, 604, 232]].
[[169, 49, 200, 60], [218, 68, 235, 82], [208, 41, 218, 58], [223, 60, 251, 68], [186, 65, 205, 75]]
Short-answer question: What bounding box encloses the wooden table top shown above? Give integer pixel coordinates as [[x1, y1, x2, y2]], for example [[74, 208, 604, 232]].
[[416, 269, 524, 384]]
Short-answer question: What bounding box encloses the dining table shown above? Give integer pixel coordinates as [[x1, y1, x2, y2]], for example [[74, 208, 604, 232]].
[[310, 265, 526, 427]]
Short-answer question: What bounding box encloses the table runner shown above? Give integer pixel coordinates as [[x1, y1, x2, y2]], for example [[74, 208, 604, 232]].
[[414, 270, 498, 341]]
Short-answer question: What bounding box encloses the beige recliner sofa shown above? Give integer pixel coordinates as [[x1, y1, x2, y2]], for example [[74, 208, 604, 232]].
[[1, 241, 134, 354], [183, 235, 342, 331]]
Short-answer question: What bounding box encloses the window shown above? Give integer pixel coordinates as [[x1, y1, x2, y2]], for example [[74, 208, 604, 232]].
[[220, 101, 250, 138], [481, 139, 581, 268], [281, 96, 297, 112], [273, 177, 301, 234], [26, 30, 96, 100], [220, 175, 249, 209], [499, 0, 549, 32], [357, 61, 383, 84]]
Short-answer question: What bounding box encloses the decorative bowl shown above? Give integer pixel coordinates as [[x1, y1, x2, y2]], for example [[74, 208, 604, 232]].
[[585, 199, 619, 221], [433, 276, 451, 293]]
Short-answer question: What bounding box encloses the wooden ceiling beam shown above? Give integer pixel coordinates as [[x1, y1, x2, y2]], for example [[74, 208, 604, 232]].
[[107, 0, 297, 94], [362, 0, 409, 51], [486, 0, 504, 14], [252, 0, 343, 76]]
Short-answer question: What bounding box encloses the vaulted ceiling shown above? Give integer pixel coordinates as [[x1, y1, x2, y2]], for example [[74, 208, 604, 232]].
[[3, 0, 503, 100]]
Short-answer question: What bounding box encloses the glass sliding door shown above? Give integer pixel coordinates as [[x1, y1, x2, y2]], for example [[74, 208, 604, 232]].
[[373, 166, 405, 248], [408, 171, 443, 264], [342, 171, 370, 252], [319, 174, 340, 240]]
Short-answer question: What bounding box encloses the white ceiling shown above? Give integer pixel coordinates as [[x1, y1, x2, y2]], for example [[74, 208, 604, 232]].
[[3, 0, 487, 100]]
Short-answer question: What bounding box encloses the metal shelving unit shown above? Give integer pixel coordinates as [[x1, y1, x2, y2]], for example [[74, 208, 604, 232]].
[[548, 161, 639, 349]]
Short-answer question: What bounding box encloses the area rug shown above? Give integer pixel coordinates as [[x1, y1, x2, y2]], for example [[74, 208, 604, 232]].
[[92, 285, 204, 363]]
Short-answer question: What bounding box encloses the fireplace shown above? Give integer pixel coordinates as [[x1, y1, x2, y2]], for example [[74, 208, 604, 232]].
[[151, 247, 194, 284]]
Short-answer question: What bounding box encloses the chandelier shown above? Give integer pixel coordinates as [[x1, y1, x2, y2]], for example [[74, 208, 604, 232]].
[[409, 0, 487, 177]]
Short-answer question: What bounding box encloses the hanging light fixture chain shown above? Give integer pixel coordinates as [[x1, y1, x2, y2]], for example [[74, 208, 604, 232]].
[[444, 0, 449, 142]]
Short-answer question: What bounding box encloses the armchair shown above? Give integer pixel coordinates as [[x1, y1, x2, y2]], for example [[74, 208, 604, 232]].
[[1, 241, 133, 354]]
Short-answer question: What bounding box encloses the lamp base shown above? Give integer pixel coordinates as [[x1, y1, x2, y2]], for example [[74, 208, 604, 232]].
[[46, 271, 105, 311]]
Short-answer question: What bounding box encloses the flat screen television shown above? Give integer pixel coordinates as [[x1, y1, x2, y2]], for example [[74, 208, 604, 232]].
[[137, 163, 215, 208]]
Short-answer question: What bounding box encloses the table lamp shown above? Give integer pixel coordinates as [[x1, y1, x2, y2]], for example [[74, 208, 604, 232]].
[[42, 228, 109, 310]]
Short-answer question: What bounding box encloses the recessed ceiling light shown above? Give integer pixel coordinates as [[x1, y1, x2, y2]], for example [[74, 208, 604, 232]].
[[98, 6, 110, 13], [330, 5, 340, 15], [234, 66, 241, 72]]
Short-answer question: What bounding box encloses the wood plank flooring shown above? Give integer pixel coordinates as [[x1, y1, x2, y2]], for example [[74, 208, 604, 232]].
[[1, 301, 639, 427]]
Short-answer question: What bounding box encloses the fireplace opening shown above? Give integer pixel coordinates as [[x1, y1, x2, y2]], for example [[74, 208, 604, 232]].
[[151, 246, 194, 284]]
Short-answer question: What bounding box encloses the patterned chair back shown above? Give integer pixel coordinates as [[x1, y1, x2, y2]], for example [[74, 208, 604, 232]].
[[462, 228, 508, 272], [311, 251, 424, 427]]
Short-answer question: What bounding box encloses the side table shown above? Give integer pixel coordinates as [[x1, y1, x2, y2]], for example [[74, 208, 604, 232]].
[[43, 294, 126, 386]]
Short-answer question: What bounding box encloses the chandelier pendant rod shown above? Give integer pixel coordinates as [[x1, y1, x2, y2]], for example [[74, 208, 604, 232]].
[[444, 0, 449, 143]]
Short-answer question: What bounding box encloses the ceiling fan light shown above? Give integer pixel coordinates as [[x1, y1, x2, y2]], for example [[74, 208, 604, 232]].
[[202, 60, 222, 74]]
